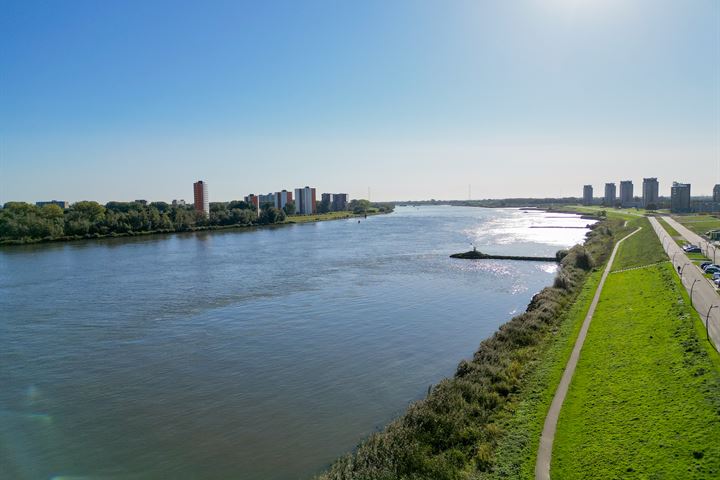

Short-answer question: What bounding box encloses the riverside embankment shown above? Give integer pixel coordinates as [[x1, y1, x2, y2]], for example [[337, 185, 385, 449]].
[[318, 214, 627, 479], [322, 209, 720, 479], [547, 211, 720, 478]]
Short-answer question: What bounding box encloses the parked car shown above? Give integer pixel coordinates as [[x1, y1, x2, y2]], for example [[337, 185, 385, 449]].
[[686, 246, 702, 253], [701, 261, 713, 269], [702, 264, 720, 272], [683, 244, 698, 251], [705, 267, 720, 275]]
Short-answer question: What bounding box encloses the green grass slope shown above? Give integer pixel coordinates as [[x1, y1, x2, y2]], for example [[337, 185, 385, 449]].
[[610, 217, 667, 271], [673, 215, 720, 236], [551, 263, 720, 479]]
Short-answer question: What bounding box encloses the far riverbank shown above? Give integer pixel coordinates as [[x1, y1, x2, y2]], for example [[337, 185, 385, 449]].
[[0, 210, 389, 247]]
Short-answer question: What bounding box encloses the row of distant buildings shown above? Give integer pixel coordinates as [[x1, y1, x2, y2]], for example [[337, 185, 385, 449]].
[[582, 178, 720, 213], [31, 182, 349, 217], [192, 181, 348, 216]]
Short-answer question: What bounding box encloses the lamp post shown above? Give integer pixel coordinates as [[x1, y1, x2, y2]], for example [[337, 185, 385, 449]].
[[680, 262, 691, 279], [706, 305, 718, 344], [690, 279, 700, 307]]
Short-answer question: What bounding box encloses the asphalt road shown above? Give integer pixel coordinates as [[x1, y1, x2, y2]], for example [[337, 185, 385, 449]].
[[650, 216, 720, 351]]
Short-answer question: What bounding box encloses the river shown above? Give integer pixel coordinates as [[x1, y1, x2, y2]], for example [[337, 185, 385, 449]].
[[0, 206, 593, 479]]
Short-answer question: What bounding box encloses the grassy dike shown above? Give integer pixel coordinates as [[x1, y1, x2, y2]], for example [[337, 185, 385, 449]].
[[550, 218, 720, 478], [317, 214, 632, 479], [656, 216, 684, 246], [489, 212, 654, 478]]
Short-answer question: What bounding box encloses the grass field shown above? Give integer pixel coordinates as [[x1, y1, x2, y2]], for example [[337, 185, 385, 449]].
[[551, 251, 720, 477], [493, 209, 720, 479], [672, 214, 720, 236], [553, 204, 672, 217], [657, 216, 683, 243], [610, 217, 667, 271], [550, 205, 641, 219], [286, 211, 361, 224]]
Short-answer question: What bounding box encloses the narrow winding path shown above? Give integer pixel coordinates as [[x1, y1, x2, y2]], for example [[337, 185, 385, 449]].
[[535, 227, 641, 480]]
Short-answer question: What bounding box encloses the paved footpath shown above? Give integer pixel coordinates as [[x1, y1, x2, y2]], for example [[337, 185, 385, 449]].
[[535, 227, 641, 480], [651, 216, 720, 351]]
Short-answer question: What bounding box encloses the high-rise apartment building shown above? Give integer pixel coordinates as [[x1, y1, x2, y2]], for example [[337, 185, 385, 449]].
[[255, 193, 274, 207], [294, 186, 317, 215], [332, 193, 349, 211], [319, 193, 332, 213], [193, 180, 209, 215], [619, 180, 633, 207], [274, 190, 293, 210], [714, 184, 720, 203], [244, 194, 260, 214], [604, 183, 616, 206], [582, 185, 593, 206], [642, 177, 659, 208], [670, 182, 691, 213]]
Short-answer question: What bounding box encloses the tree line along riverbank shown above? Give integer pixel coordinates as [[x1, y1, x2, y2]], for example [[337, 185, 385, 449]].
[[317, 208, 720, 479], [0, 199, 394, 245]]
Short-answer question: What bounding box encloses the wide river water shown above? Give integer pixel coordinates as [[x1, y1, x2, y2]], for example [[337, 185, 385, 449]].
[[0, 206, 593, 480]]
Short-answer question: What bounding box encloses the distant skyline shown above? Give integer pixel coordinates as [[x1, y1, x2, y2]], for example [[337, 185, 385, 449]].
[[2, 0, 719, 203]]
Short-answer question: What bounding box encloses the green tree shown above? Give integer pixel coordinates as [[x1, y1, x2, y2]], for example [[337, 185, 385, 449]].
[[228, 200, 252, 211], [319, 196, 331, 214], [150, 201, 170, 213], [39, 204, 65, 237], [259, 207, 286, 224], [349, 199, 372, 214], [172, 208, 196, 231], [229, 208, 256, 225], [283, 201, 296, 216], [69, 201, 106, 222]]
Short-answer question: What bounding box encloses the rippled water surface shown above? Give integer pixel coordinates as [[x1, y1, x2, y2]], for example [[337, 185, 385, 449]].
[[0, 206, 593, 479]]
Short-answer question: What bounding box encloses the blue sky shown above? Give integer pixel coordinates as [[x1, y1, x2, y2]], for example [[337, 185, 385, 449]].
[[1, 0, 718, 202]]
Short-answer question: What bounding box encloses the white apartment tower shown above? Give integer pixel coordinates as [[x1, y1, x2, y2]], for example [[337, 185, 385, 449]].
[[294, 186, 317, 215]]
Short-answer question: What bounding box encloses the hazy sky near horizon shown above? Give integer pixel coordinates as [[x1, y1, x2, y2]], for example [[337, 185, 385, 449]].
[[2, 0, 719, 203]]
